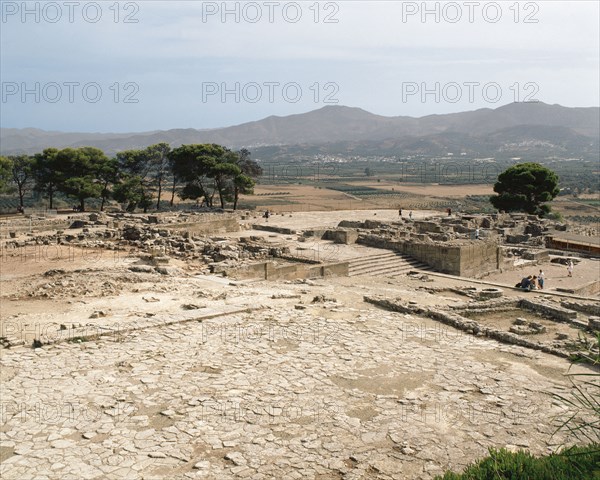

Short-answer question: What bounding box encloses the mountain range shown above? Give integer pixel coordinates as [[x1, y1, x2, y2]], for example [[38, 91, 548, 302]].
[[2, 102, 598, 158]]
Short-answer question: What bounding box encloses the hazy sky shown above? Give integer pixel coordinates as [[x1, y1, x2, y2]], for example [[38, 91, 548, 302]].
[[2, 0, 599, 132]]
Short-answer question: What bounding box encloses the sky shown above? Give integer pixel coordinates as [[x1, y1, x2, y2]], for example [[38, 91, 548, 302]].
[[1, 0, 599, 132]]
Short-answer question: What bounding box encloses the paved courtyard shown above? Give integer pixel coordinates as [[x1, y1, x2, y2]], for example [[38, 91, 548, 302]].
[[0, 276, 585, 479]]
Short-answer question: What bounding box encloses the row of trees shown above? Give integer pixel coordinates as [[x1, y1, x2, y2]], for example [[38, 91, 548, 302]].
[[0, 144, 262, 212], [0, 152, 560, 217]]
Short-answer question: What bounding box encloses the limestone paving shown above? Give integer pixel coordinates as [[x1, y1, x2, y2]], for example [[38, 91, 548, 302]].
[[0, 281, 583, 479], [1, 209, 597, 480]]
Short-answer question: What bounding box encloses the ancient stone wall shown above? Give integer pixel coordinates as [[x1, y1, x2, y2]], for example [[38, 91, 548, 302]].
[[252, 224, 296, 235], [458, 243, 502, 278], [560, 300, 600, 316], [519, 299, 578, 322], [168, 217, 240, 234], [323, 229, 359, 244], [364, 295, 570, 359], [226, 260, 349, 281], [357, 234, 500, 277], [556, 280, 600, 296]]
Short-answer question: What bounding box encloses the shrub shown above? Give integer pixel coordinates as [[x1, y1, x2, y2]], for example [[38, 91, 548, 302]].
[[436, 444, 600, 479], [553, 333, 600, 443]]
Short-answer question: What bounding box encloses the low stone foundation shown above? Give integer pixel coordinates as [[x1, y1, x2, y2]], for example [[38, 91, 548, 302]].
[[555, 280, 600, 297], [252, 224, 296, 235], [168, 216, 240, 234], [364, 295, 570, 359], [560, 300, 600, 316], [224, 260, 349, 281], [518, 299, 577, 322]]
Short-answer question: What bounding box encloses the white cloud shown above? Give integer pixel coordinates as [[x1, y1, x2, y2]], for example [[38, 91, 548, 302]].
[[1, 0, 598, 131]]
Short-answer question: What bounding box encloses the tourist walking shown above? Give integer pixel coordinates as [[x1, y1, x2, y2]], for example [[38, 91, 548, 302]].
[[538, 269, 545, 289], [567, 260, 574, 277]]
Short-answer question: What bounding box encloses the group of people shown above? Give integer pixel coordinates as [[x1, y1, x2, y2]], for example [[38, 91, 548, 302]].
[[517, 269, 545, 290], [516, 260, 576, 290], [398, 208, 412, 219]]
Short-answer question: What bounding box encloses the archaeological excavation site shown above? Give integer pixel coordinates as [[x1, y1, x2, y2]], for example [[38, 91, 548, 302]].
[[1, 207, 598, 479], [4, 1, 600, 477]]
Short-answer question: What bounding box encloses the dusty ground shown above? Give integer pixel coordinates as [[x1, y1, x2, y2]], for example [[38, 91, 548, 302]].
[[347, 182, 494, 198], [241, 208, 440, 230], [251, 184, 466, 212], [553, 196, 600, 221], [1, 210, 598, 480]]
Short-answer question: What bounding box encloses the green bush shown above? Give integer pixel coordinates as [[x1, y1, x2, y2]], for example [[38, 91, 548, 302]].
[[544, 211, 564, 221], [435, 444, 600, 480]]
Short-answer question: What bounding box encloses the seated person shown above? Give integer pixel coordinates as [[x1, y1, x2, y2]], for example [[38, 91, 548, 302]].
[[519, 275, 533, 290]]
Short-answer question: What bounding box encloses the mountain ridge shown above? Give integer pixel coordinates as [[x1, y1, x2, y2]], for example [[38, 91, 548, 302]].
[[2, 102, 598, 156]]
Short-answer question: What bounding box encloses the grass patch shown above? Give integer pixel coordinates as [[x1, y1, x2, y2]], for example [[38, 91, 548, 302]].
[[436, 444, 600, 479]]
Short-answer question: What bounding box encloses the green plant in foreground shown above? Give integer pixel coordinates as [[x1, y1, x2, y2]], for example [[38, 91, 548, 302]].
[[435, 444, 600, 479], [552, 333, 600, 445], [437, 335, 600, 479]]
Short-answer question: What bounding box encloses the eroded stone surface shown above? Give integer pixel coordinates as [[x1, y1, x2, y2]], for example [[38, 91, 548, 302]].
[[0, 289, 587, 479], [1, 210, 597, 479]]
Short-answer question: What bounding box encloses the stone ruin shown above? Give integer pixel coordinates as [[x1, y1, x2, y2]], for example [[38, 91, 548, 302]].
[[3, 210, 596, 284], [1, 208, 599, 479], [309, 212, 586, 279]]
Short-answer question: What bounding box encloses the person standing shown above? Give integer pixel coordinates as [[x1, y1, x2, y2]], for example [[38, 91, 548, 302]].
[[567, 260, 574, 277], [399, 208, 402, 217], [475, 228, 480, 240], [538, 269, 545, 289], [409, 211, 413, 219]]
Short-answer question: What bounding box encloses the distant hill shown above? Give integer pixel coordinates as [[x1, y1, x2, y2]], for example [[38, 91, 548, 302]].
[[1, 102, 598, 157]]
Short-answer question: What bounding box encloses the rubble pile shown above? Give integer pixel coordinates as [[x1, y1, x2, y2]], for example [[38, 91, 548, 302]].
[[337, 213, 570, 247], [14, 269, 151, 300], [2, 211, 280, 271]]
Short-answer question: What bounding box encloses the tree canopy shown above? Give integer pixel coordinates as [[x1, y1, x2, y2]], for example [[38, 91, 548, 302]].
[[55, 147, 110, 211], [0, 156, 14, 194], [169, 144, 259, 209], [490, 162, 560, 217], [8, 154, 34, 208], [1, 143, 259, 212], [32, 148, 60, 209]]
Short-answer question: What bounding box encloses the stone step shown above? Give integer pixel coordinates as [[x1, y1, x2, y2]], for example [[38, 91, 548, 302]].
[[348, 251, 405, 264], [389, 265, 436, 277], [348, 253, 423, 268], [350, 264, 413, 277], [346, 253, 399, 268], [348, 252, 432, 277], [349, 260, 419, 275]]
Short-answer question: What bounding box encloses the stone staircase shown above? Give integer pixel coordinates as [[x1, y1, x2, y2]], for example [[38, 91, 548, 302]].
[[347, 251, 434, 278]]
